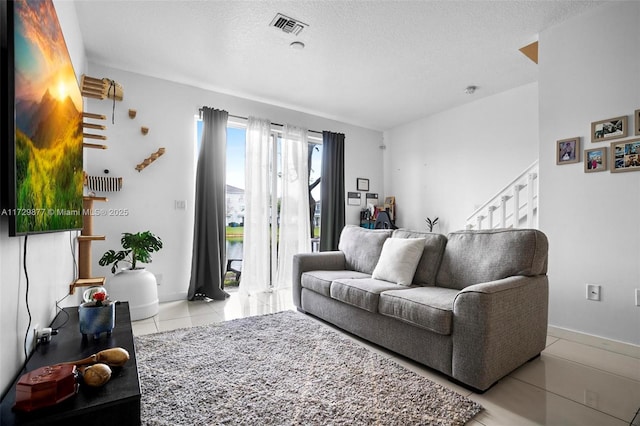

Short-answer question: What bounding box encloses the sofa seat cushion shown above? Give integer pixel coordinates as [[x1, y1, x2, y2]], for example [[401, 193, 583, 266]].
[[378, 287, 459, 335], [330, 278, 408, 313], [301, 270, 371, 297]]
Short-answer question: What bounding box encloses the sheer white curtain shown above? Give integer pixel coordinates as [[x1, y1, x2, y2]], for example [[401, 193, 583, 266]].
[[276, 125, 311, 289], [239, 117, 271, 295]]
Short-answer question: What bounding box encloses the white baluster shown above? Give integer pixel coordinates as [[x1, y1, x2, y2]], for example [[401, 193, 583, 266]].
[[527, 173, 537, 228], [513, 184, 523, 228], [476, 215, 485, 230], [488, 206, 497, 229], [500, 195, 510, 228]]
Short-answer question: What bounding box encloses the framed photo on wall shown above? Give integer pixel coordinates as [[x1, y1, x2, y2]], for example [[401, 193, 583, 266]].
[[356, 178, 369, 191], [610, 138, 640, 173], [591, 116, 627, 142], [556, 137, 580, 165], [347, 192, 362, 205], [584, 148, 607, 173], [635, 109, 640, 136]]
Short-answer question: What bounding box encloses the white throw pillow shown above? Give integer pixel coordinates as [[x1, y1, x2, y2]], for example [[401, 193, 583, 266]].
[[372, 238, 425, 285]]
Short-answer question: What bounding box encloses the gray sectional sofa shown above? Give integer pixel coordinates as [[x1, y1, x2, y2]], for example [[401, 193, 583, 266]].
[[292, 225, 549, 391]]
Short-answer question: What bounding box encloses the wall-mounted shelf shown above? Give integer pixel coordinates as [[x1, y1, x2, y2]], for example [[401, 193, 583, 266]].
[[83, 142, 108, 150], [135, 148, 165, 172], [69, 187, 109, 294], [83, 112, 107, 120], [83, 133, 107, 140], [81, 74, 124, 101]]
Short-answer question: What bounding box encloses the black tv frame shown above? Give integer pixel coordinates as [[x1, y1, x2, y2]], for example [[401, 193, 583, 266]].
[[1, 0, 84, 237]]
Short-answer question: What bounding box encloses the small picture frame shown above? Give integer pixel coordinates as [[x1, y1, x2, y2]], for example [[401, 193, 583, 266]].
[[365, 193, 379, 205], [556, 137, 580, 165], [610, 138, 640, 173], [591, 116, 627, 142], [584, 148, 607, 173], [347, 191, 362, 206], [356, 178, 369, 192], [635, 109, 640, 136]]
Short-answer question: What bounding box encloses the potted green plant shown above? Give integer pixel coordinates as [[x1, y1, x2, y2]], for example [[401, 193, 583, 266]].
[[99, 231, 163, 321]]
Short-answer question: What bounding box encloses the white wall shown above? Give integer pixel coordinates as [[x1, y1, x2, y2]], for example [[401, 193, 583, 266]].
[[84, 63, 383, 302], [539, 2, 640, 345], [0, 1, 87, 396], [383, 82, 539, 233]]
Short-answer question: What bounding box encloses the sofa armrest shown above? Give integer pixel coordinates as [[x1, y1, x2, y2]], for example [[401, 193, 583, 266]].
[[451, 275, 548, 391], [292, 251, 346, 309]]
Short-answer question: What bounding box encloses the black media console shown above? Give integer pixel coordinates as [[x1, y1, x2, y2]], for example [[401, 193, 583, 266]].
[[0, 302, 141, 425]]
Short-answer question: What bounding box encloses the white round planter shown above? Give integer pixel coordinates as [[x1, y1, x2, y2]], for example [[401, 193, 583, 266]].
[[106, 268, 159, 321]]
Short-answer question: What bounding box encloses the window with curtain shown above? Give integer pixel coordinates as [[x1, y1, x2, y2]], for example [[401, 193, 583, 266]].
[[194, 117, 323, 294]]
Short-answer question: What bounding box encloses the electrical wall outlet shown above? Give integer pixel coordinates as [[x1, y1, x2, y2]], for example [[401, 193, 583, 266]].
[[155, 273, 163, 285], [174, 200, 186, 210], [586, 284, 601, 301], [27, 323, 39, 353]]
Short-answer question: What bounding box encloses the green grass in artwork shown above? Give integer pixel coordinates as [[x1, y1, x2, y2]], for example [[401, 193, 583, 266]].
[[15, 113, 83, 233]]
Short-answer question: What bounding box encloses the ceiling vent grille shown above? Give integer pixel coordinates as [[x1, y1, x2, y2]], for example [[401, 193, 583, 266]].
[[270, 13, 307, 36]]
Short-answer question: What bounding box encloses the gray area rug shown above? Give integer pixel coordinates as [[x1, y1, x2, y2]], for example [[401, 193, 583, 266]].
[[135, 310, 482, 425]]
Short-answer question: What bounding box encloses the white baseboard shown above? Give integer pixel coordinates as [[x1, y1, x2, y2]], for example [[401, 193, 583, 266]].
[[548, 325, 640, 359], [159, 291, 188, 303]]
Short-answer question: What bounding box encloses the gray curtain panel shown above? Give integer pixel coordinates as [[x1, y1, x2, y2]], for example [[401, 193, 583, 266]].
[[188, 107, 230, 300], [320, 131, 345, 251]]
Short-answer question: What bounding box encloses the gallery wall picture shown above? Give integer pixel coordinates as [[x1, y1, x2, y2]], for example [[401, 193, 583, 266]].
[[635, 109, 640, 136], [584, 148, 607, 173], [556, 137, 580, 165], [356, 178, 369, 191], [610, 138, 640, 173], [347, 192, 362, 206], [591, 116, 627, 142]]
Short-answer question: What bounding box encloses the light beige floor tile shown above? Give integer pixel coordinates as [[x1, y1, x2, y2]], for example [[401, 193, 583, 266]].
[[188, 312, 226, 327], [545, 339, 640, 381], [548, 327, 640, 359], [155, 299, 216, 320], [511, 353, 640, 423], [155, 316, 195, 332], [546, 335, 559, 347], [471, 377, 628, 426], [467, 420, 486, 426], [131, 321, 158, 336]]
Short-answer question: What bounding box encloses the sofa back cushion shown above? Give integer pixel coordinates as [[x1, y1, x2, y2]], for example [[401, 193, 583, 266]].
[[338, 225, 393, 274], [436, 229, 549, 290], [392, 230, 447, 286]]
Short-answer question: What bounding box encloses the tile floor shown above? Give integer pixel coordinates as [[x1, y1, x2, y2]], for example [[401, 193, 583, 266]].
[[132, 288, 640, 426]]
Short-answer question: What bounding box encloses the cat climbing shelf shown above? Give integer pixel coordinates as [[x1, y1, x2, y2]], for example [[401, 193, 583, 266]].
[[80, 75, 123, 101], [70, 110, 110, 294], [136, 148, 165, 172]]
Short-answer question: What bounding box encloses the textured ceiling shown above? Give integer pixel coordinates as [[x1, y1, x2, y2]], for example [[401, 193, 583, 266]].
[[74, 1, 605, 131]]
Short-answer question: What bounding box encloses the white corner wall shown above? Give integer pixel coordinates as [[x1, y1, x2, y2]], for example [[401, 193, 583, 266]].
[[84, 64, 383, 302], [0, 1, 87, 396], [383, 82, 539, 234], [539, 2, 640, 345]]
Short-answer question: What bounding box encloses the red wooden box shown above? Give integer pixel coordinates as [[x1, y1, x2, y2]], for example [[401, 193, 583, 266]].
[[14, 364, 78, 412]]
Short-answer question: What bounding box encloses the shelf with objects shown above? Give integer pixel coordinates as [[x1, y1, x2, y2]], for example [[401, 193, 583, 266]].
[[359, 196, 397, 230]]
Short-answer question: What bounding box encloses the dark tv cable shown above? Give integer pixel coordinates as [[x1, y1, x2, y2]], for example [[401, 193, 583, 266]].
[[21, 234, 31, 372]]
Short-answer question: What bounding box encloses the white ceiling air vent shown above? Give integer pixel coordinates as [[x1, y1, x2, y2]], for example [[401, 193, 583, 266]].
[[270, 13, 308, 36]]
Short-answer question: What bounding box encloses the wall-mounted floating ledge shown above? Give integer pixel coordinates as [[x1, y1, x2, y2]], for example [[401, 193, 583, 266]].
[[136, 148, 166, 172], [83, 142, 108, 150], [83, 122, 106, 130], [83, 133, 107, 140], [83, 112, 107, 120]]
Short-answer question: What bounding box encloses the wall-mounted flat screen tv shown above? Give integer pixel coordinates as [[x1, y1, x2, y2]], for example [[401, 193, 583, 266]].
[[1, 0, 83, 236]]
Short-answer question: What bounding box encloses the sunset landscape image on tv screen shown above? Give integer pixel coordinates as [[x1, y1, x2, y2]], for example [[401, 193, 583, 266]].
[[13, 0, 83, 234]]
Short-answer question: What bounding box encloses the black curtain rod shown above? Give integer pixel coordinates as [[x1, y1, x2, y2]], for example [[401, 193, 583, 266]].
[[199, 108, 323, 135]]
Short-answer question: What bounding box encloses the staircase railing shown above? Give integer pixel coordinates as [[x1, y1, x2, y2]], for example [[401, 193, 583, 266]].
[[465, 160, 539, 230]]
